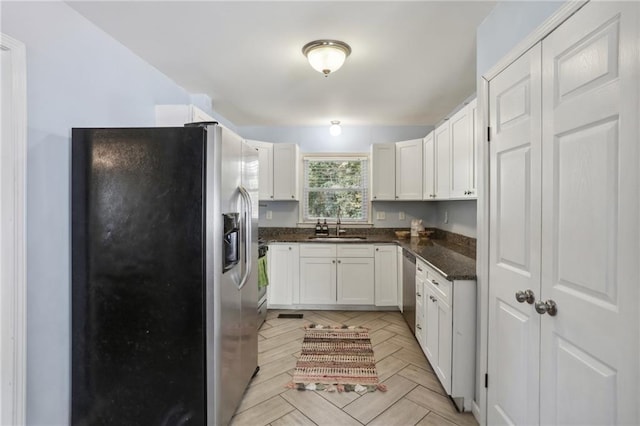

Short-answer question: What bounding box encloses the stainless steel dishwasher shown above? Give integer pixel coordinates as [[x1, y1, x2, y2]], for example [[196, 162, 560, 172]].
[[402, 248, 416, 333]]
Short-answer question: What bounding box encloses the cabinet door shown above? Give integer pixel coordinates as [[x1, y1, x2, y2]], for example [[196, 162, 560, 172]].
[[247, 140, 274, 200], [395, 139, 423, 200], [415, 276, 426, 347], [397, 246, 403, 311], [267, 244, 299, 306], [468, 98, 478, 197], [424, 284, 438, 365], [299, 257, 336, 304], [449, 104, 474, 199], [435, 298, 453, 394], [273, 144, 299, 200], [434, 122, 450, 199], [336, 258, 374, 305], [374, 246, 398, 306], [423, 132, 435, 200], [371, 143, 396, 200]]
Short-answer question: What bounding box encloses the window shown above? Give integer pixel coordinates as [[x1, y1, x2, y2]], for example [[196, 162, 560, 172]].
[[302, 155, 369, 223]]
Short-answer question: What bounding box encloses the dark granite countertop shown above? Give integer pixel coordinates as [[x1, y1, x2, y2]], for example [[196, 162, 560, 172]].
[[262, 229, 477, 281]]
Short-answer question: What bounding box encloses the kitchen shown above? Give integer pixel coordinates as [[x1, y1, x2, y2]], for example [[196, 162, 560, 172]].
[[1, 1, 638, 426]]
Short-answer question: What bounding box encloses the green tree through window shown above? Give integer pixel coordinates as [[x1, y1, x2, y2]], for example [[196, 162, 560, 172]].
[[303, 156, 369, 222]]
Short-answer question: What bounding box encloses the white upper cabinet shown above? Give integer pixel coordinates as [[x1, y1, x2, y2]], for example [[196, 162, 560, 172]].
[[272, 143, 299, 200], [155, 104, 215, 126], [247, 140, 274, 200], [395, 139, 423, 200], [247, 141, 299, 201], [434, 122, 450, 199], [423, 131, 436, 200], [449, 99, 477, 199], [371, 143, 396, 201]]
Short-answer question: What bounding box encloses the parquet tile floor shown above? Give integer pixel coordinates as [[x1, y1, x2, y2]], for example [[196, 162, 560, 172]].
[[230, 310, 478, 426]]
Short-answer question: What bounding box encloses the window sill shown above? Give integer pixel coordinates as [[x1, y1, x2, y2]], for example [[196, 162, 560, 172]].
[[296, 222, 374, 228]]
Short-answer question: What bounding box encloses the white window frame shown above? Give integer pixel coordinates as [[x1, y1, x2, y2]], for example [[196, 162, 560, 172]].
[[299, 153, 371, 225]]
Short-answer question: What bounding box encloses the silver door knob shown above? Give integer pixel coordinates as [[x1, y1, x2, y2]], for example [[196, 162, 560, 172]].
[[535, 299, 558, 316], [515, 289, 535, 304]]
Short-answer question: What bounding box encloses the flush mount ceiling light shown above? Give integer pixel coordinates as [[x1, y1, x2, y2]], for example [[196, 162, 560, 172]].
[[329, 121, 342, 136], [302, 40, 352, 77]]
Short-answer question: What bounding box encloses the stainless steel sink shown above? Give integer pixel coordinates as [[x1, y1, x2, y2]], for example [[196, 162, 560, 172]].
[[308, 236, 367, 242]]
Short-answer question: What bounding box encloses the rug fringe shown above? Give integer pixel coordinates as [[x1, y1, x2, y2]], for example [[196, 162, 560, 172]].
[[285, 381, 388, 393], [304, 324, 370, 331]]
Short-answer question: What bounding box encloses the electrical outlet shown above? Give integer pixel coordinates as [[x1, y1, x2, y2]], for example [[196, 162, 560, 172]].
[[399, 211, 405, 220], [266, 210, 273, 220], [376, 211, 386, 220], [444, 210, 448, 224]]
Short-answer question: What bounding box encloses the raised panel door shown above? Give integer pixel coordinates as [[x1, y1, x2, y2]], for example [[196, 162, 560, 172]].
[[273, 144, 298, 200], [299, 257, 336, 304], [371, 143, 396, 200], [336, 258, 374, 305], [374, 245, 398, 306], [434, 123, 450, 199], [449, 104, 473, 199], [423, 132, 436, 200], [424, 283, 438, 366], [435, 298, 453, 394], [540, 3, 639, 424], [247, 140, 273, 200], [488, 44, 542, 426], [267, 244, 299, 306], [395, 139, 423, 200]]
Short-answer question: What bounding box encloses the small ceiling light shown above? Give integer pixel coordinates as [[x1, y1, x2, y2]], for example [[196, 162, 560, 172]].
[[329, 121, 342, 136], [302, 40, 352, 77]]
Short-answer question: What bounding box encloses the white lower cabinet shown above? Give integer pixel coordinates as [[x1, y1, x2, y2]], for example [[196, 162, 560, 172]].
[[337, 258, 374, 304], [418, 259, 476, 412], [299, 257, 336, 304], [299, 244, 374, 306], [374, 245, 398, 306], [267, 243, 299, 306]]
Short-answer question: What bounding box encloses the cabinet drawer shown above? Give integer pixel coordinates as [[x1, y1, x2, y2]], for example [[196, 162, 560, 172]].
[[299, 244, 337, 258], [426, 267, 451, 305], [336, 244, 374, 258]]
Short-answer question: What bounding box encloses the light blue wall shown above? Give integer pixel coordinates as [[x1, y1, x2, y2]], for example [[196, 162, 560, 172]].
[[239, 125, 433, 153], [477, 1, 565, 76], [1, 2, 195, 424]]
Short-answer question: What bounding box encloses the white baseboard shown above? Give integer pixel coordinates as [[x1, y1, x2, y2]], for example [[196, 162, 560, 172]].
[[472, 400, 481, 425]]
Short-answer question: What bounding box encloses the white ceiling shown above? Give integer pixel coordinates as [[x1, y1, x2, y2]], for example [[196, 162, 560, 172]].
[[68, 1, 496, 127]]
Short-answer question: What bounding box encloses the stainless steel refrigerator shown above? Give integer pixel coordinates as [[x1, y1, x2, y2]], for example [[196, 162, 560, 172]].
[[71, 123, 258, 425]]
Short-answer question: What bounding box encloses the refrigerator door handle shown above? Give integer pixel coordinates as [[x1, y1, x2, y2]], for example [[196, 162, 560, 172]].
[[237, 185, 253, 290]]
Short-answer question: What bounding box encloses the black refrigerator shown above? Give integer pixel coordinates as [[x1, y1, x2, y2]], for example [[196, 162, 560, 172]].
[[71, 123, 259, 425]]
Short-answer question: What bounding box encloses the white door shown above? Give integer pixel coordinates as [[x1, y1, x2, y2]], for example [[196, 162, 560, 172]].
[[449, 104, 473, 199], [488, 44, 542, 426], [423, 132, 435, 200], [374, 245, 398, 306], [337, 258, 374, 305], [434, 123, 450, 199], [299, 257, 336, 304], [273, 143, 298, 200], [540, 2, 639, 424], [247, 140, 273, 200], [395, 139, 423, 200], [371, 143, 396, 200], [267, 244, 299, 306]]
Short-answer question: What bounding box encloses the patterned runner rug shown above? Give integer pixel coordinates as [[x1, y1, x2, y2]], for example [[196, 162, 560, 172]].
[[287, 325, 387, 393]]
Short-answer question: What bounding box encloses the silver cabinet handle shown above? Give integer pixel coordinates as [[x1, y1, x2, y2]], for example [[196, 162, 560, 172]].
[[376, 248, 379, 251], [535, 299, 558, 316], [337, 260, 341, 264], [515, 289, 535, 304], [332, 260, 336, 264], [289, 247, 292, 250], [417, 267, 423, 272], [416, 292, 421, 297], [431, 279, 439, 286], [416, 324, 422, 330]]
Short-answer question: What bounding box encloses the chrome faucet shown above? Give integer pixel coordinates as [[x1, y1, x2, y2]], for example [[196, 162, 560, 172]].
[[336, 206, 345, 236]]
